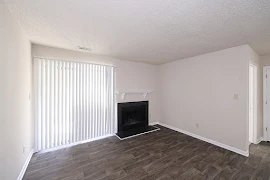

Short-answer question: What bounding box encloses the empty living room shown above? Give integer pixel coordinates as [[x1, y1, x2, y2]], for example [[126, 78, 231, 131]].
[[1, 0, 270, 179]]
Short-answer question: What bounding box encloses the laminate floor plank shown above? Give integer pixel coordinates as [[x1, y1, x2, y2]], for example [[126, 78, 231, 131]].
[[23, 125, 270, 180]]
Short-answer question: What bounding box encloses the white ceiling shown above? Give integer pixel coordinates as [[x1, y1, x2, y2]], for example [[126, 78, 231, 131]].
[[5, 0, 270, 64]]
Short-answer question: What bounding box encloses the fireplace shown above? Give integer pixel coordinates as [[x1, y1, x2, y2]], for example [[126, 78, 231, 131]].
[[116, 101, 159, 139], [118, 101, 148, 131]]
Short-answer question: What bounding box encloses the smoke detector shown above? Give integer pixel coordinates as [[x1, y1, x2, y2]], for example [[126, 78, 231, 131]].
[[77, 46, 92, 52]]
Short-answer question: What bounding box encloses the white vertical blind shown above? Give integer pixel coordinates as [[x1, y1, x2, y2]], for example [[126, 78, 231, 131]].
[[34, 57, 114, 151]]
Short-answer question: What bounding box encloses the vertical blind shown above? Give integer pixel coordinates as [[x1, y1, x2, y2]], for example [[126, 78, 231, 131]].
[[34, 57, 114, 151]]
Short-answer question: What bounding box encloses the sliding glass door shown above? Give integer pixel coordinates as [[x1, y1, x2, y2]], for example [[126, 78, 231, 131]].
[[34, 57, 114, 151]]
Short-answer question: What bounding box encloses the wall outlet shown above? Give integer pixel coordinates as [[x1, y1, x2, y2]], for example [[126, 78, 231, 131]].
[[29, 93, 31, 100], [234, 94, 239, 100], [196, 123, 199, 128]]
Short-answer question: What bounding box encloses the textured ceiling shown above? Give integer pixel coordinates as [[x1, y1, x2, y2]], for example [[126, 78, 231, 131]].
[[5, 0, 270, 64]]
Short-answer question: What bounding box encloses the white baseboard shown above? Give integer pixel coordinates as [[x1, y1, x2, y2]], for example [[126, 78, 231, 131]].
[[158, 122, 249, 157], [17, 149, 34, 180], [36, 134, 114, 154], [255, 137, 263, 144], [37, 123, 159, 154]]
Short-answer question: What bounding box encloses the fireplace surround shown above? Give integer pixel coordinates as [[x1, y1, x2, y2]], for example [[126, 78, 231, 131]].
[[116, 101, 159, 139]]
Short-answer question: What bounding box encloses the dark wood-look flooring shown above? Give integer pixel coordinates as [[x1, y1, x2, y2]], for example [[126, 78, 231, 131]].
[[23, 125, 270, 180]]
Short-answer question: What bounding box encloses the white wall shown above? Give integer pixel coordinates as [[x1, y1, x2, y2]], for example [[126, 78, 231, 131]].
[[260, 54, 270, 66], [159, 45, 253, 152], [0, 1, 33, 179], [32, 45, 160, 126]]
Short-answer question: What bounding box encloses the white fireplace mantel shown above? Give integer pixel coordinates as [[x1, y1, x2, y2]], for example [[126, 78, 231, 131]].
[[115, 90, 154, 100]]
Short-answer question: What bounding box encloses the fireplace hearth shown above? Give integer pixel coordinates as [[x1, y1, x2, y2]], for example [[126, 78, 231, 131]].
[[116, 101, 159, 139]]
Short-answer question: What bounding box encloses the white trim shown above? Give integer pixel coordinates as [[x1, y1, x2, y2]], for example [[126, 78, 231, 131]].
[[263, 66, 270, 141], [17, 149, 34, 180], [36, 122, 159, 153], [249, 63, 258, 144], [245, 58, 250, 152], [113, 69, 117, 134], [36, 134, 114, 154], [253, 65, 258, 143], [158, 122, 249, 157], [255, 137, 263, 144], [115, 126, 160, 140]]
